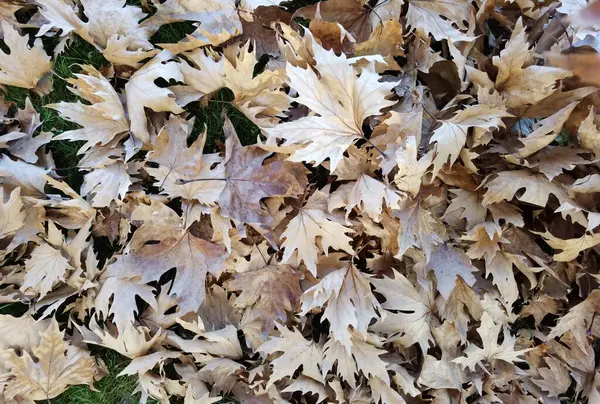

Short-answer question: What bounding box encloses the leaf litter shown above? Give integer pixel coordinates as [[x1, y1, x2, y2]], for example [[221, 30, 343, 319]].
[[1, 0, 600, 403]]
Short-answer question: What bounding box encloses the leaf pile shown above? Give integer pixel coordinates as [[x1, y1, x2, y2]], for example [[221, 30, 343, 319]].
[[1, 0, 600, 403]]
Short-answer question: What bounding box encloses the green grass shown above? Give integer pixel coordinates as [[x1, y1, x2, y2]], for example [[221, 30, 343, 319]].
[[53, 349, 156, 404]]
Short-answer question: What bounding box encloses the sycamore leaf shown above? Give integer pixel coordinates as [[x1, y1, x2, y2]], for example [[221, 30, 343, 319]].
[[417, 355, 466, 390], [430, 105, 511, 176], [546, 289, 600, 348], [444, 188, 487, 229], [107, 226, 227, 315], [125, 50, 185, 143], [215, 117, 305, 228], [0, 187, 25, 238], [481, 169, 570, 207], [536, 230, 600, 262], [81, 0, 154, 50], [228, 264, 302, 349], [48, 65, 129, 153], [492, 19, 572, 108], [22, 240, 73, 299], [453, 312, 532, 371], [512, 102, 578, 158], [406, 0, 475, 42], [0, 21, 52, 90], [81, 162, 132, 207], [79, 320, 164, 359], [371, 270, 435, 351], [578, 108, 600, 157], [4, 320, 96, 401], [395, 202, 446, 261], [0, 314, 51, 351], [301, 259, 381, 351], [95, 277, 158, 334], [531, 357, 571, 397], [259, 323, 324, 387], [146, 115, 225, 204], [425, 245, 477, 300], [329, 174, 401, 222], [281, 189, 354, 275], [267, 39, 396, 170]]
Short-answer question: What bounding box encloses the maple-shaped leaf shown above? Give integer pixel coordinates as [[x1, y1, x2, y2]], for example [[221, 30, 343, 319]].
[[425, 245, 477, 300], [95, 277, 159, 334], [546, 289, 600, 348], [107, 209, 227, 315], [291, 0, 374, 41], [301, 256, 381, 351], [81, 0, 155, 50], [267, 39, 396, 170], [4, 320, 96, 401], [393, 136, 433, 196], [21, 220, 79, 299], [47, 65, 129, 154], [492, 19, 572, 108], [329, 174, 401, 222], [0, 314, 51, 351], [395, 202, 446, 261], [531, 356, 572, 397], [0, 187, 25, 239], [406, 0, 475, 42], [509, 102, 578, 159], [146, 115, 225, 204], [81, 162, 132, 207], [453, 312, 532, 371], [281, 189, 354, 276], [0, 21, 52, 91], [259, 323, 324, 388], [126, 50, 184, 143], [78, 320, 164, 359], [371, 270, 435, 351], [440, 277, 483, 342], [482, 169, 570, 207], [181, 42, 290, 128], [215, 116, 306, 228], [228, 264, 302, 350], [444, 188, 487, 229], [430, 105, 511, 176], [578, 108, 600, 157]]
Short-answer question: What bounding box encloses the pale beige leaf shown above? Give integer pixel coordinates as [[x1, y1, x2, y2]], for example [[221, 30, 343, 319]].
[[48, 65, 129, 153], [0, 315, 51, 351], [0, 187, 25, 238], [22, 241, 73, 299], [0, 21, 52, 90], [259, 323, 324, 387], [266, 40, 396, 170], [281, 189, 354, 275], [81, 162, 132, 207], [536, 231, 600, 262], [125, 50, 184, 143], [482, 169, 570, 207], [371, 271, 434, 351], [146, 115, 225, 204], [228, 264, 302, 349], [5, 320, 96, 401], [301, 260, 380, 350], [425, 245, 477, 300], [453, 313, 532, 371], [531, 357, 572, 397], [493, 20, 572, 108], [395, 203, 446, 261]]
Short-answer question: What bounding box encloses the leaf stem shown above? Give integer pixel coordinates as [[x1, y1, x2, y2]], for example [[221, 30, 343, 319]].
[[176, 178, 228, 185]]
